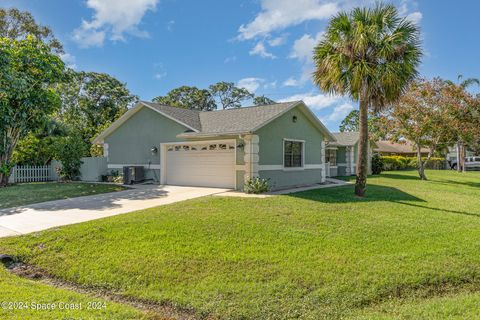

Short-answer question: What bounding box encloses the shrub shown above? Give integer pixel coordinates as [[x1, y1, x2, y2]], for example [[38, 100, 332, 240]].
[[371, 153, 384, 175], [54, 134, 87, 180], [380, 156, 445, 171], [244, 177, 270, 194]]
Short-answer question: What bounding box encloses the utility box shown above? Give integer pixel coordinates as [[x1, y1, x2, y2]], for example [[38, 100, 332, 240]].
[[123, 166, 145, 185]]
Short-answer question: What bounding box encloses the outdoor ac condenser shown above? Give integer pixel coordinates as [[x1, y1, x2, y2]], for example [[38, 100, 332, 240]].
[[122, 166, 145, 185]]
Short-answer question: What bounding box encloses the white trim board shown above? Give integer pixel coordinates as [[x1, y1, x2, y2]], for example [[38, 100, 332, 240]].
[[108, 164, 161, 169], [259, 164, 323, 171]]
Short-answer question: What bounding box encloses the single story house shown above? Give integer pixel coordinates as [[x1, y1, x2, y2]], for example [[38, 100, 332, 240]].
[[325, 132, 374, 177], [93, 100, 336, 191], [375, 140, 429, 157]]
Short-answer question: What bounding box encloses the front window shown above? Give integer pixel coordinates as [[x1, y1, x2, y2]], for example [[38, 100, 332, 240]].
[[284, 140, 303, 168], [326, 149, 337, 166]]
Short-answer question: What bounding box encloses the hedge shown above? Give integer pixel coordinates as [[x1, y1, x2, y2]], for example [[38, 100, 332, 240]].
[[380, 156, 445, 171]]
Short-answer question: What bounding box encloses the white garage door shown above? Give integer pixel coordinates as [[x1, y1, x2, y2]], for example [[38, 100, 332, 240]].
[[165, 141, 236, 188]]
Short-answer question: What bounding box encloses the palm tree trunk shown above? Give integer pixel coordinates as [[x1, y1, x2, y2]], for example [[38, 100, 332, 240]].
[[355, 98, 368, 197]]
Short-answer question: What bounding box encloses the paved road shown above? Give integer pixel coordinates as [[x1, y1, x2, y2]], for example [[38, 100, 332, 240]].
[[0, 185, 230, 238]]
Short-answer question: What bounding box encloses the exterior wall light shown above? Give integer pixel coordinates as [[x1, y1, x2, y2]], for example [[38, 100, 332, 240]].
[[292, 115, 298, 123], [151, 146, 158, 154]]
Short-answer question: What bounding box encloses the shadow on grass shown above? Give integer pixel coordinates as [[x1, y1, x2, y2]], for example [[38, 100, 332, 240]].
[[288, 184, 424, 204], [382, 171, 480, 189], [290, 183, 480, 217]]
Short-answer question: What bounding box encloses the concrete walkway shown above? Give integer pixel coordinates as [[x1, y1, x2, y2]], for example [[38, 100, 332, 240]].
[[0, 185, 229, 238]]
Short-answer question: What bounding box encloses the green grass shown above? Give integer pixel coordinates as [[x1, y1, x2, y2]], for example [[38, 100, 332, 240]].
[[0, 182, 126, 209], [0, 268, 149, 319], [1, 170, 480, 319]]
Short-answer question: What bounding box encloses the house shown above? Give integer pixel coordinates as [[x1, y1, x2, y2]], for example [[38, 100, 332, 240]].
[[374, 140, 429, 157], [93, 100, 336, 191], [325, 132, 374, 177]]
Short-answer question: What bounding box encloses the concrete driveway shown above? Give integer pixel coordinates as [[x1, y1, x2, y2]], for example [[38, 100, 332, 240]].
[[0, 185, 230, 238]]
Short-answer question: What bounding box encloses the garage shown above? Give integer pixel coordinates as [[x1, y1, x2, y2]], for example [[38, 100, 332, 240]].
[[163, 141, 236, 188]]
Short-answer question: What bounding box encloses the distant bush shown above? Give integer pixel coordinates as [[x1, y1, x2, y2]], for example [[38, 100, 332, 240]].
[[244, 177, 270, 194], [380, 156, 445, 171], [371, 154, 384, 175]]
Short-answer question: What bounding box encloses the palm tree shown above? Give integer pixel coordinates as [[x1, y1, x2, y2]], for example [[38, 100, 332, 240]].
[[313, 3, 422, 196]]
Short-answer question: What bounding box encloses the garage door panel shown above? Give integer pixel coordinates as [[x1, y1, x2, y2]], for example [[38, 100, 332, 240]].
[[165, 142, 235, 188]]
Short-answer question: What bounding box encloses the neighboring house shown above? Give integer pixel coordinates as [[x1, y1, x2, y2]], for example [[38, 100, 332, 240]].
[[93, 100, 336, 191], [325, 132, 374, 177], [374, 140, 430, 157]]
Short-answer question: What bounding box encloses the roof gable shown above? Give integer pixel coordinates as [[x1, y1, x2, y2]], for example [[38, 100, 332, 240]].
[[94, 100, 336, 144]]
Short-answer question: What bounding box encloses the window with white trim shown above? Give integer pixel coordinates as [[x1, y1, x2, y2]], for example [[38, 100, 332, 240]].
[[284, 140, 304, 168], [326, 149, 337, 166]]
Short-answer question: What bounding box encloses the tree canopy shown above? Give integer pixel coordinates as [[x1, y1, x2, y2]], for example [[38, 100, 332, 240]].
[[0, 8, 62, 52], [56, 70, 138, 155], [387, 78, 475, 180], [0, 36, 65, 185], [153, 86, 215, 111], [154, 82, 273, 111], [209, 82, 254, 109], [313, 3, 422, 196]]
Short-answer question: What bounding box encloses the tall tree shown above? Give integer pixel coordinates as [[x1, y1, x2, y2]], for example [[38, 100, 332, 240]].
[[446, 75, 480, 172], [153, 86, 216, 111], [209, 82, 253, 109], [56, 70, 138, 155], [388, 79, 464, 180], [253, 95, 276, 106], [0, 36, 65, 186], [313, 3, 422, 196], [0, 8, 62, 52], [339, 110, 387, 140]]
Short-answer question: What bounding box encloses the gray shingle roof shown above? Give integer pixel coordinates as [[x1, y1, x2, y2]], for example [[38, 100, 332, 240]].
[[198, 101, 298, 134], [141, 101, 201, 131], [329, 132, 359, 146], [142, 100, 300, 135]]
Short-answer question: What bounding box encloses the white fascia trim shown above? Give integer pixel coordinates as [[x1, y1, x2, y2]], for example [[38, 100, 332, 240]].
[[108, 164, 161, 169], [259, 164, 323, 171], [140, 102, 199, 133]]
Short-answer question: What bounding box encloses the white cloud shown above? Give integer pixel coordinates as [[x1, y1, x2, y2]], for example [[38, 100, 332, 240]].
[[283, 77, 301, 87], [166, 20, 175, 31], [238, 0, 339, 40], [59, 52, 77, 69], [406, 11, 422, 24], [279, 92, 342, 110], [268, 34, 288, 47], [154, 72, 167, 80], [237, 77, 265, 93], [399, 0, 422, 24], [249, 42, 276, 59], [73, 0, 158, 48], [284, 32, 324, 86], [290, 32, 324, 63], [224, 56, 237, 63], [325, 103, 354, 121]]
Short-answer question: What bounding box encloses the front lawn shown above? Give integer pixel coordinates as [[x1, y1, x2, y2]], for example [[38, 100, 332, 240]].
[[0, 182, 126, 209], [1, 170, 480, 319], [0, 267, 149, 319]]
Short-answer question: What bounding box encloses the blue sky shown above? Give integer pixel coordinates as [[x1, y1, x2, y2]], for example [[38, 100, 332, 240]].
[[2, 0, 480, 131]]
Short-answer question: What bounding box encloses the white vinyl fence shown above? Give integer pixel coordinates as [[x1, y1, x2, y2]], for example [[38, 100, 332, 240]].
[[8, 157, 108, 184], [9, 165, 54, 183]]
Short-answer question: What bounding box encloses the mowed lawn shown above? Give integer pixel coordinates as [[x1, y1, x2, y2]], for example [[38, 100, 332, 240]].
[[1, 170, 480, 319], [0, 182, 126, 209], [0, 268, 149, 319]]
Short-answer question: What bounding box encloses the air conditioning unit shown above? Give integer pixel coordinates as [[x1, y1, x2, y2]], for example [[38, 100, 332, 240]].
[[123, 166, 145, 185]]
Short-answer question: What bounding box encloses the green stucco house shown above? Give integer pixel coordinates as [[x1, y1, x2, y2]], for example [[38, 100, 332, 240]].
[[325, 132, 374, 177], [94, 100, 336, 191]]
